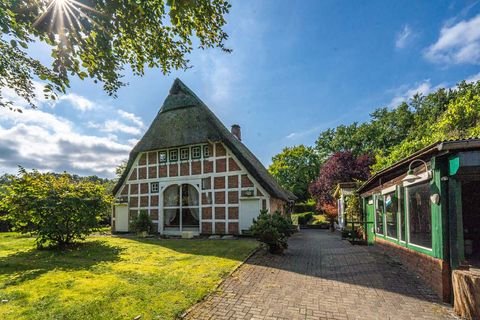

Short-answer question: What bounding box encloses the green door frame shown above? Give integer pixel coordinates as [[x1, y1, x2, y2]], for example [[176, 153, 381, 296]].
[[365, 196, 375, 245]]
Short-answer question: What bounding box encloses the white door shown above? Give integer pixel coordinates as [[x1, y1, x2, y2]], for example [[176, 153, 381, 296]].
[[239, 199, 261, 233], [115, 205, 129, 232]]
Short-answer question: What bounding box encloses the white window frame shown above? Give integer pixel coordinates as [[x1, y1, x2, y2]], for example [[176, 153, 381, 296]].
[[169, 149, 178, 162], [151, 182, 159, 193], [192, 146, 201, 159], [180, 148, 189, 160], [159, 151, 167, 163]]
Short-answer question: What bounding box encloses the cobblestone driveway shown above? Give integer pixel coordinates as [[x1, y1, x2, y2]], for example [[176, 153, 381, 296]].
[[184, 230, 456, 320]]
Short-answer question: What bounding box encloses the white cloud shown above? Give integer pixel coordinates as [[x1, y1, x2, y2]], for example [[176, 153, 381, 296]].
[[0, 108, 131, 177], [88, 119, 142, 135], [395, 25, 413, 49], [388, 80, 445, 107], [466, 72, 480, 83], [425, 14, 480, 64], [118, 109, 144, 128], [59, 93, 95, 111]]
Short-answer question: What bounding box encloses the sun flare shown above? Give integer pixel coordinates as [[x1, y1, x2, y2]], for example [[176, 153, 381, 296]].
[[33, 0, 97, 35]]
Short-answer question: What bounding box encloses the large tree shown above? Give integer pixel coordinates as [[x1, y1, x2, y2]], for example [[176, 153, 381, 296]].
[[268, 145, 320, 202], [309, 151, 373, 209], [0, 0, 231, 110]]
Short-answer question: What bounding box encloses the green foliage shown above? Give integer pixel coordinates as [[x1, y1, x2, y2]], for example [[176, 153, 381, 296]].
[[344, 195, 361, 222], [298, 212, 312, 225], [0, 233, 258, 319], [372, 81, 480, 171], [268, 145, 320, 202], [250, 210, 293, 253], [293, 200, 316, 213], [130, 210, 154, 234], [0, 168, 112, 248], [311, 80, 480, 173], [0, 0, 231, 110]]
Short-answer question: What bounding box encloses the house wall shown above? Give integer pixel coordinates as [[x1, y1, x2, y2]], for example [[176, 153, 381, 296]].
[[113, 142, 270, 235], [375, 237, 451, 302]]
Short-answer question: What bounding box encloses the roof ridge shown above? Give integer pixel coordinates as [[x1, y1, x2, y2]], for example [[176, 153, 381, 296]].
[[159, 78, 206, 113]]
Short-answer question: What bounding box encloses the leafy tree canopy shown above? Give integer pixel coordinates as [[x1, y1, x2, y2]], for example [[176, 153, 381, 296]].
[[309, 151, 374, 208], [268, 145, 320, 202], [0, 0, 231, 110]]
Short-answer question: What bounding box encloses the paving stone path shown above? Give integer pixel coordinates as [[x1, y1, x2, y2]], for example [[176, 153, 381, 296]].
[[184, 229, 456, 320]]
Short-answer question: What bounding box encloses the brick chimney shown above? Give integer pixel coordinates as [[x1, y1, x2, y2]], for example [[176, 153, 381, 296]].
[[231, 124, 241, 141]]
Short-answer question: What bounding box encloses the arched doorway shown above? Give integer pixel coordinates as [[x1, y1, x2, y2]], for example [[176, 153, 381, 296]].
[[163, 184, 200, 232]]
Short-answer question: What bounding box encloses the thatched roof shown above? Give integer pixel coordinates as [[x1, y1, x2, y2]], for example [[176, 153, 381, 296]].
[[113, 79, 296, 201]]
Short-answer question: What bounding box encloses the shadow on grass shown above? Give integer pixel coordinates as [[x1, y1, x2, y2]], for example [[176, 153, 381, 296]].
[[118, 235, 259, 262], [0, 241, 122, 288]]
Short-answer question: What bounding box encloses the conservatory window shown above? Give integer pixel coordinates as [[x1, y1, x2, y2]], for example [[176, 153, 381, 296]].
[[163, 184, 199, 231], [385, 191, 398, 239], [407, 182, 432, 248]]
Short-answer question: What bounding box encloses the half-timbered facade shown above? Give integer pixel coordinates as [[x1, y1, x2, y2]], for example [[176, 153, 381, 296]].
[[112, 79, 295, 235]]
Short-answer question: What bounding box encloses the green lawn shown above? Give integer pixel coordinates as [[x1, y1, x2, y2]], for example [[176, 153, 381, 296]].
[[0, 233, 258, 320]]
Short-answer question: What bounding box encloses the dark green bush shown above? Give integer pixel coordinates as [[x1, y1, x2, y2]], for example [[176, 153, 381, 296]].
[[294, 202, 316, 213], [297, 212, 313, 225], [250, 210, 293, 254], [130, 210, 154, 234]]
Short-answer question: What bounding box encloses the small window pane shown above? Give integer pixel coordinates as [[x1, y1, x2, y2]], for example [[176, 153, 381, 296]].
[[164, 209, 180, 230], [375, 195, 384, 235], [164, 185, 179, 206], [385, 191, 398, 239], [182, 184, 199, 206], [159, 151, 167, 163], [192, 146, 201, 159], [180, 148, 189, 160], [151, 182, 159, 193], [182, 208, 200, 229], [203, 145, 210, 158], [408, 182, 431, 248], [169, 150, 178, 162]]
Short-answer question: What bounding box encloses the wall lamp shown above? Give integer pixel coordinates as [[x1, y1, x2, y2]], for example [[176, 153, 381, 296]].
[[402, 159, 432, 183]]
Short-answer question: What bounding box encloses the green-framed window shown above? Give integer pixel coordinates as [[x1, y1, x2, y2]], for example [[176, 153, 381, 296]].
[[159, 151, 167, 163], [180, 148, 189, 160], [406, 181, 432, 249], [203, 145, 211, 158], [385, 191, 398, 239], [375, 195, 384, 235], [169, 149, 178, 162], [192, 146, 201, 159]]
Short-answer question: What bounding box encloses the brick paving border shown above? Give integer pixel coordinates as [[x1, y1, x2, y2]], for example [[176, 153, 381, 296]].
[[183, 230, 457, 320]]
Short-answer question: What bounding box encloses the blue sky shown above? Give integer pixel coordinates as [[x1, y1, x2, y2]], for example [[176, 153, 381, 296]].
[[1, 0, 480, 177]]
